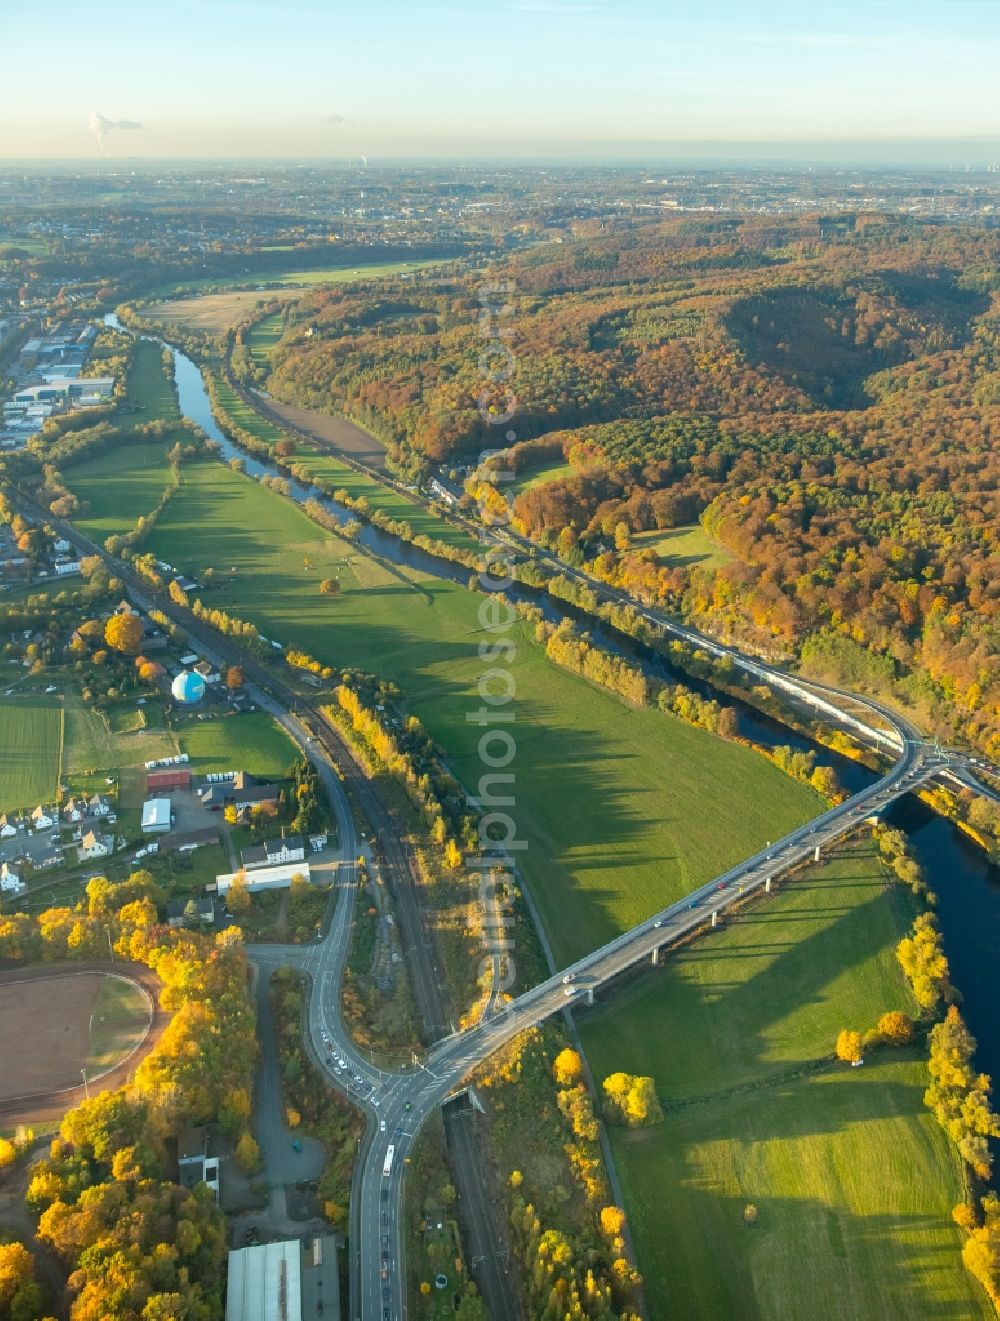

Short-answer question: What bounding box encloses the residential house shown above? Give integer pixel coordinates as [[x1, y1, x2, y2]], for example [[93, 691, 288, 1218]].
[[176, 1126, 220, 1201], [77, 830, 112, 862], [308, 831, 328, 853], [0, 862, 24, 895], [30, 805, 54, 831]]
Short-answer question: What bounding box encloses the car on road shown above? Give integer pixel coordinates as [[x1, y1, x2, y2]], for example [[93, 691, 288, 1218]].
[[381, 1188, 389, 1201], [380, 1120, 386, 1132], [717, 881, 727, 890], [383, 1288, 391, 1302], [564, 986, 576, 997], [381, 1234, 390, 1248], [688, 899, 699, 909], [653, 918, 662, 928], [381, 1211, 388, 1224], [291, 1139, 302, 1153]]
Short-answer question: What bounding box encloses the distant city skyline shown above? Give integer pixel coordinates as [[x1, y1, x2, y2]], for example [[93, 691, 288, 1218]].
[[2, 0, 999, 160]]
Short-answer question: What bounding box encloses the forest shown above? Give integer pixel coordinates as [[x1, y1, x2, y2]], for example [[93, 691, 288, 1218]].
[[252, 215, 999, 757]]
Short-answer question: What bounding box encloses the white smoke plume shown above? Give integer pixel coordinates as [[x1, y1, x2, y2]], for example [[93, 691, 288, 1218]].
[[89, 111, 143, 153]]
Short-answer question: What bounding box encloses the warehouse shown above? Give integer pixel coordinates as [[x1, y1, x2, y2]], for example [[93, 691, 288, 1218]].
[[141, 797, 172, 834], [214, 861, 311, 895]]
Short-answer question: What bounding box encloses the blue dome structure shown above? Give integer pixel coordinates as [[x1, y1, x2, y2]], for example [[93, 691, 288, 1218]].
[[171, 670, 206, 704]]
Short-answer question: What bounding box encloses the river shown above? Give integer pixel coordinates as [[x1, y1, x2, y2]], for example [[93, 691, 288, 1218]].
[[105, 313, 1000, 1085]]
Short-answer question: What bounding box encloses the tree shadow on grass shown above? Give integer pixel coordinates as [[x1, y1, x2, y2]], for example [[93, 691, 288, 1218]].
[[615, 1150, 979, 1321], [582, 850, 908, 1095]]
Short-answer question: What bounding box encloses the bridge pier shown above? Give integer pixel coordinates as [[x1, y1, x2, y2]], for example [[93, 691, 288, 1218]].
[[711, 910, 718, 927], [650, 946, 659, 966], [765, 876, 772, 893], [814, 845, 821, 862], [586, 987, 595, 1006]]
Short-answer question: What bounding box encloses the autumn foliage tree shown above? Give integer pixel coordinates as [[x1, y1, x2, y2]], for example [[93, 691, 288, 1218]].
[[553, 1047, 583, 1087], [0, 1241, 46, 1319], [602, 1072, 663, 1127], [835, 1029, 864, 1064], [103, 611, 143, 655]]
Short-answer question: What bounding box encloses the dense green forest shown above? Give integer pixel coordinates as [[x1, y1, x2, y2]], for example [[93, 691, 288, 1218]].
[[229, 216, 998, 757]]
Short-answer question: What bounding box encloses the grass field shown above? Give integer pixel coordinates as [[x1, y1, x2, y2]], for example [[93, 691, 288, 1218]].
[[132, 455, 821, 963], [179, 711, 300, 779], [86, 974, 151, 1074], [0, 696, 63, 812], [247, 311, 285, 369], [0, 235, 51, 255], [579, 842, 988, 1320], [144, 290, 301, 336], [68, 343, 185, 543], [70, 437, 181, 544], [62, 690, 177, 778], [128, 338, 180, 418], [510, 459, 576, 497], [631, 522, 731, 569], [208, 371, 480, 552], [143, 258, 447, 300]]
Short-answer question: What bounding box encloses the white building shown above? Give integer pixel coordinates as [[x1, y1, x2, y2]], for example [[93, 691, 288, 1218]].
[[241, 835, 305, 870], [225, 1241, 302, 1321], [0, 862, 25, 895], [14, 377, 114, 404], [141, 798, 172, 834], [215, 862, 311, 896], [77, 830, 112, 862]]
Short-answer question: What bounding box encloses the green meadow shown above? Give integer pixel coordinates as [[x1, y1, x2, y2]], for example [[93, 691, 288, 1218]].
[[178, 711, 299, 780], [120, 455, 822, 961], [0, 696, 63, 812], [580, 843, 987, 1320]]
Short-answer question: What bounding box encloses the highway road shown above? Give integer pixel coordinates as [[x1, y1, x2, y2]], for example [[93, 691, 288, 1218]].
[[12, 441, 1000, 1321]]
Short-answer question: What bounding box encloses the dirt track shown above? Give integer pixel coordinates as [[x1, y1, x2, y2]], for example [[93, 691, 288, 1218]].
[[0, 962, 166, 1127]]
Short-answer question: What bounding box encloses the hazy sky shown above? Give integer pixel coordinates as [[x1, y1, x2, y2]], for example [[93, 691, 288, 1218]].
[[2, 0, 1000, 160]]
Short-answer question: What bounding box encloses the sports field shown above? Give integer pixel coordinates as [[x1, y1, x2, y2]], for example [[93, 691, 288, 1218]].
[[0, 971, 150, 1100], [85, 973, 153, 1074], [179, 711, 299, 779], [579, 842, 988, 1320], [132, 455, 822, 962], [0, 696, 63, 812]]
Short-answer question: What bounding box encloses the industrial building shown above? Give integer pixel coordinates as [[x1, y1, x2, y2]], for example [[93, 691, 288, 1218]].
[[215, 861, 311, 895], [225, 1236, 338, 1321]]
